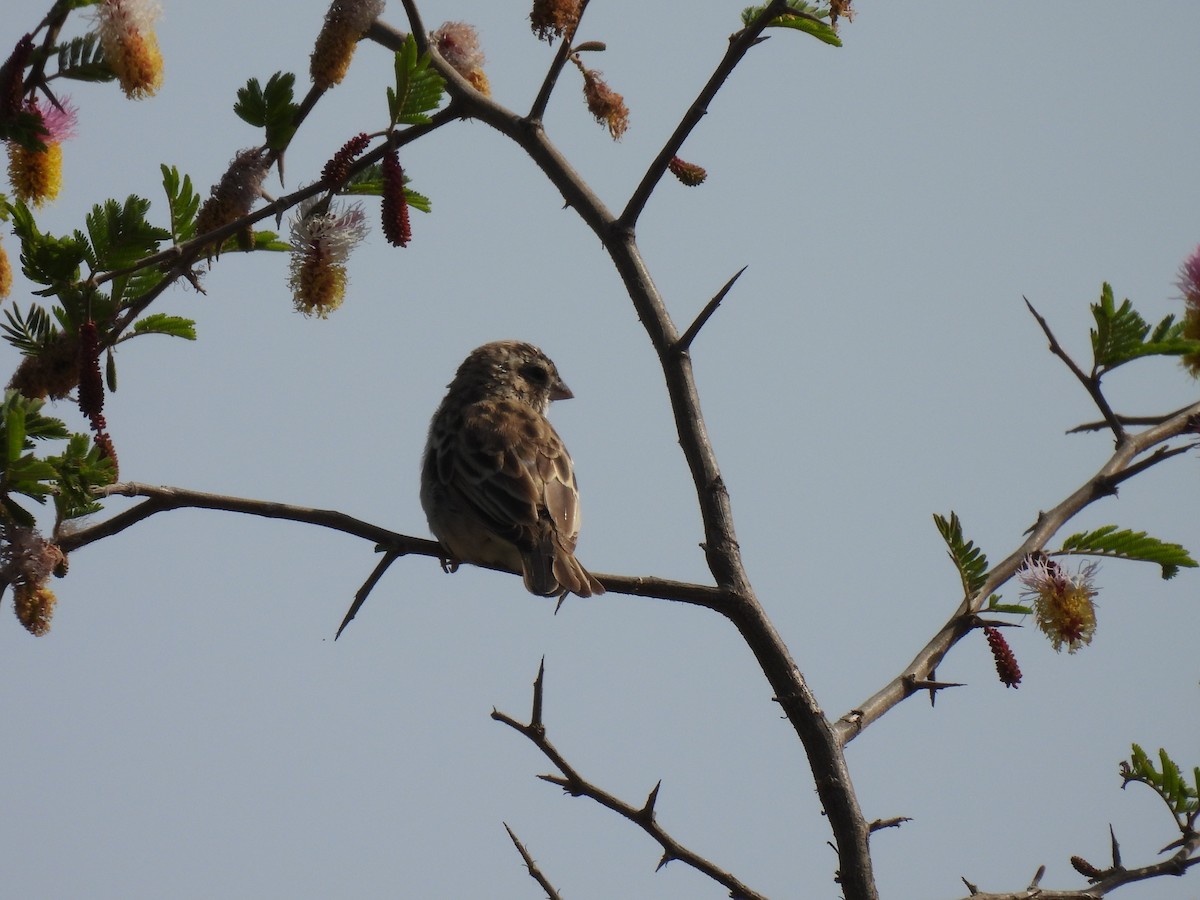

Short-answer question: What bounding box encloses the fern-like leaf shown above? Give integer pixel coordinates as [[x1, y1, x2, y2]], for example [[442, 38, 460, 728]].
[[1059, 526, 1196, 580], [55, 33, 114, 83], [387, 37, 446, 126], [131, 314, 197, 340], [1121, 744, 1199, 819], [234, 73, 298, 151], [161, 164, 201, 243], [339, 164, 432, 212], [934, 511, 990, 599], [1090, 283, 1200, 371], [1, 304, 57, 355]]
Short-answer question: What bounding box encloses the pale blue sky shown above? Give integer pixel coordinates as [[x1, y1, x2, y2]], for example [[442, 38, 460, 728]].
[[2, 2, 1198, 898]]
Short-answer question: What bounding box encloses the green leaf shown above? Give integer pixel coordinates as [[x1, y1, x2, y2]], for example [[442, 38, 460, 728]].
[[1120, 745, 1199, 818], [1, 303, 57, 355], [984, 599, 1033, 616], [934, 511, 990, 599], [131, 313, 197, 340], [340, 164, 432, 212], [5, 402, 26, 466], [80, 196, 170, 272], [55, 33, 115, 83], [388, 37, 446, 126], [47, 434, 116, 520], [8, 201, 88, 288], [234, 72, 298, 151], [1059, 526, 1197, 580], [741, 2, 842, 46], [161, 164, 201, 243], [1089, 283, 1200, 371]]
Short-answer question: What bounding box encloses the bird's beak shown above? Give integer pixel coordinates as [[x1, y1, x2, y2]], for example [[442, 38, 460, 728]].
[[550, 381, 574, 402]]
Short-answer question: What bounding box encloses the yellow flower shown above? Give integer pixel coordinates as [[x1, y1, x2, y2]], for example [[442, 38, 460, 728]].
[[5, 97, 77, 207], [311, 0, 386, 90], [1018, 555, 1099, 653], [96, 0, 165, 99], [0, 236, 11, 299], [288, 198, 368, 317]]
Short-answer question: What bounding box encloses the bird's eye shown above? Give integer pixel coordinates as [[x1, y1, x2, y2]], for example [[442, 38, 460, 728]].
[[520, 363, 550, 386]]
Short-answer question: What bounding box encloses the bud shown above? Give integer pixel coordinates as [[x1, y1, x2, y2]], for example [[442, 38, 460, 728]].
[[668, 156, 707, 186], [982, 626, 1021, 688], [380, 148, 411, 248], [321, 132, 371, 186]]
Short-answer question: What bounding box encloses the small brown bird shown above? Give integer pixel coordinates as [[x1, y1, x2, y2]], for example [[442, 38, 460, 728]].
[[420, 341, 604, 598]]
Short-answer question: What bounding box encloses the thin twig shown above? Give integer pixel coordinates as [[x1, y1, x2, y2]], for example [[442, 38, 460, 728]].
[[1067, 403, 1200, 434], [492, 662, 768, 900], [334, 551, 401, 640], [528, 0, 593, 122], [835, 400, 1200, 745], [1025, 297, 1124, 441], [503, 824, 563, 900], [675, 266, 748, 353], [619, 0, 788, 229]]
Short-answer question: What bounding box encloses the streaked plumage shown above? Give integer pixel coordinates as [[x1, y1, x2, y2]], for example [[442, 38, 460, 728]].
[[420, 341, 603, 598]]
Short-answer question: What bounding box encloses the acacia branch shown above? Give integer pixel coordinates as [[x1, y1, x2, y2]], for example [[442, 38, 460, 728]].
[[836, 401, 1200, 745], [620, 1, 788, 229], [492, 663, 768, 900], [369, 14, 878, 897], [527, 0, 592, 122], [55, 483, 726, 616], [1025, 298, 1124, 441], [503, 823, 563, 900], [955, 837, 1199, 898]]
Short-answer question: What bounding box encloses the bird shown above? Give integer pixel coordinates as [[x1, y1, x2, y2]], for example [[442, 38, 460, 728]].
[[420, 340, 604, 599]]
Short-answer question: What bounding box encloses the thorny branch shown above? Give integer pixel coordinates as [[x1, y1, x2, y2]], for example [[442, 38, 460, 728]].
[[369, 5, 880, 896], [835, 400, 1200, 745], [503, 823, 564, 900], [61, 483, 727, 614], [492, 662, 768, 900]]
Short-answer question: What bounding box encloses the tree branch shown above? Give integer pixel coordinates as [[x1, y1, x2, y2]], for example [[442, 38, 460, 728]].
[[368, 16, 879, 897], [835, 400, 1200, 745], [503, 823, 564, 900], [492, 662, 768, 900], [1025, 297, 1124, 442], [620, 1, 787, 229], [527, 0, 592, 122]]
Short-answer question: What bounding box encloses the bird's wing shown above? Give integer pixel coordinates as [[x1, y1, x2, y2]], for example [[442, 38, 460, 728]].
[[437, 399, 580, 551]]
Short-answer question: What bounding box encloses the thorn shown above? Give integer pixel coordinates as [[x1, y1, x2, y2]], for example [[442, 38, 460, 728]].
[[960, 876, 978, 895], [334, 551, 400, 640], [1109, 823, 1121, 868], [675, 265, 748, 353], [531, 657, 546, 728], [655, 852, 674, 872], [641, 780, 662, 820], [867, 816, 912, 833], [1028, 864, 1046, 889]]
